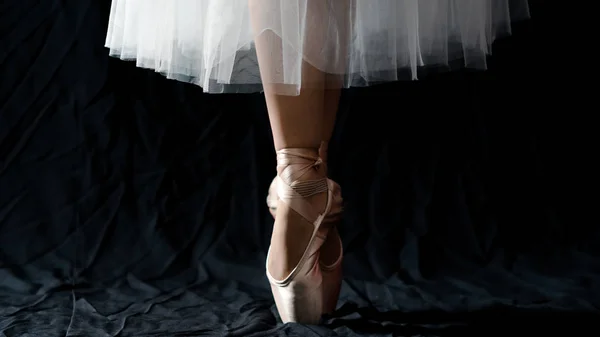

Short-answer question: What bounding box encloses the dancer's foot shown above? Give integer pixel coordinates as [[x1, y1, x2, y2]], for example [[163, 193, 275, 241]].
[[266, 147, 334, 323], [266, 142, 342, 278], [267, 150, 328, 280], [266, 144, 344, 320]]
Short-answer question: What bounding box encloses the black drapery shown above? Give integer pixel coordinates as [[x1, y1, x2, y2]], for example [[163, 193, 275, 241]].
[[1, 1, 597, 336]]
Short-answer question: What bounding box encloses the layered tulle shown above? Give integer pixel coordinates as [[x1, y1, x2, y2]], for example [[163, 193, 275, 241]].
[[105, 0, 530, 95]]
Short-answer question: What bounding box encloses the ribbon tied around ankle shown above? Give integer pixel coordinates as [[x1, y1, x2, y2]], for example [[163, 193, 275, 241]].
[[275, 149, 331, 227]]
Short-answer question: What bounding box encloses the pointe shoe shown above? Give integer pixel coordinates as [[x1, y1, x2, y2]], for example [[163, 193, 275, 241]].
[[265, 148, 337, 324], [266, 142, 344, 316]]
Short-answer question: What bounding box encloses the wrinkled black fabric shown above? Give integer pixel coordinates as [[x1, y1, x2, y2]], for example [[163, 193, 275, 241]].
[[0, 1, 597, 336]]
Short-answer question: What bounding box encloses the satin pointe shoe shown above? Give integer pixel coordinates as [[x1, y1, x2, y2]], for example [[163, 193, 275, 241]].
[[265, 148, 338, 324], [266, 142, 344, 316]]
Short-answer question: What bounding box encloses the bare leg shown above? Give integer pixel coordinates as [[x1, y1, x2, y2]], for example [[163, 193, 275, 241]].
[[264, 80, 324, 151]]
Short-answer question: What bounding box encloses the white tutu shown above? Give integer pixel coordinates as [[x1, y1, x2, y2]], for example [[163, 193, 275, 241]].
[[105, 0, 530, 95]]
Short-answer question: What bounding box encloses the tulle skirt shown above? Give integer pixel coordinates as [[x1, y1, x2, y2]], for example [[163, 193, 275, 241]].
[[105, 0, 530, 95]]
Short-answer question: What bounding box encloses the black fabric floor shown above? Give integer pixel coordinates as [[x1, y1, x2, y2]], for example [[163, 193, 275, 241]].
[[1, 1, 598, 336]]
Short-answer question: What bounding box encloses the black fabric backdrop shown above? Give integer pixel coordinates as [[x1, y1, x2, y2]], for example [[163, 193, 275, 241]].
[[1, 1, 598, 336]]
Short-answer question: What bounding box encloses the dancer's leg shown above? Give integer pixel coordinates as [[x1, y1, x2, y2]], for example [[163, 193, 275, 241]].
[[249, 1, 328, 281], [263, 64, 329, 281]]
